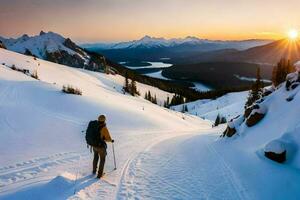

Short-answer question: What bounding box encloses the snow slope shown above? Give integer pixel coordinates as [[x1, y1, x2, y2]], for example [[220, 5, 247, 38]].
[[0, 48, 211, 199], [216, 78, 300, 200], [1, 47, 300, 200], [128, 79, 300, 200], [172, 91, 248, 121]]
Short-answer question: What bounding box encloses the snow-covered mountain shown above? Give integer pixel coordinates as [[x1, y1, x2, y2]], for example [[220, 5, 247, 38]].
[[0, 31, 103, 70], [172, 91, 249, 121], [82, 35, 272, 51]]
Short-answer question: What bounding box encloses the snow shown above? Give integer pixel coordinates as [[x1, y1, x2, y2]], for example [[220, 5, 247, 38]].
[[1, 47, 300, 199], [250, 104, 267, 115], [0, 48, 211, 199], [264, 140, 286, 154], [228, 115, 244, 129], [286, 71, 299, 82], [117, 132, 250, 200], [2, 32, 72, 58], [172, 91, 248, 121], [0, 32, 90, 65]]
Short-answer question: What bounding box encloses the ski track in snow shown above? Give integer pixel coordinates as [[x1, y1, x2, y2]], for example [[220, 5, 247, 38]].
[[116, 134, 250, 200], [0, 151, 89, 193], [0, 126, 251, 200]]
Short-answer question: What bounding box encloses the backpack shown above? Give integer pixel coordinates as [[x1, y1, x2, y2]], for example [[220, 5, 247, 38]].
[[86, 120, 105, 147]]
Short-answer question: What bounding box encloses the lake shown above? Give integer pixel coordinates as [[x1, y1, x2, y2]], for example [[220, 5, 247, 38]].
[[120, 61, 212, 91]]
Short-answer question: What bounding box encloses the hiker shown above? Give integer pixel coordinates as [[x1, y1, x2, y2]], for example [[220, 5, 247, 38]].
[[86, 115, 114, 178]]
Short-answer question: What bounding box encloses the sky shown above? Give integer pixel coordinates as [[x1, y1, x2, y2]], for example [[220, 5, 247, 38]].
[[1, 0, 300, 43]]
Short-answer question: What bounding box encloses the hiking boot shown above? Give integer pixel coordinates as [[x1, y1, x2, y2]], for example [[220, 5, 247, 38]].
[[97, 172, 105, 179]]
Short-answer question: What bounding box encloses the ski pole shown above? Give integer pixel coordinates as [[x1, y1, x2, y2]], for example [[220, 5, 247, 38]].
[[73, 154, 81, 194], [112, 142, 117, 170]]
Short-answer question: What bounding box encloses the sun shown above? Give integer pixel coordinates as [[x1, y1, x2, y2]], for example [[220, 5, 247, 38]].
[[288, 29, 298, 40]]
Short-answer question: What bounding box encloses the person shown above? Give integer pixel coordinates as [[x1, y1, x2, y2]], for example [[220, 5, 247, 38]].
[[92, 115, 114, 178]]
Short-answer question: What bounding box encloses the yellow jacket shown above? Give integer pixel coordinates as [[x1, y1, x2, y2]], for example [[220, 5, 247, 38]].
[[100, 126, 112, 142]]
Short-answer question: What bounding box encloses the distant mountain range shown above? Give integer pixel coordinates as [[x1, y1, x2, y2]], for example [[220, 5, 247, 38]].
[[82, 35, 272, 51], [82, 36, 272, 63], [180, 39, 300, 65]]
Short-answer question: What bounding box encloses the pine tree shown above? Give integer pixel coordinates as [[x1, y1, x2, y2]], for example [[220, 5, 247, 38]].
[[245, 67, 263, 108], [164, 96, 170, 108], [272, 58, 294, 87], [123, 72, 130, 93], [103, 57, 110, 74], [220, 116, 227, 124], [128, 79, 139, 96], [184, 105, 188, 112], [214, 114, 221, 127], [148, 91, 152, 101], [130, 79, 136, 95], [152, 95, 157, 104]]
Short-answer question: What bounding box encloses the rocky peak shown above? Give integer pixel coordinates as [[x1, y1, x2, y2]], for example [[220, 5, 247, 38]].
[[40, 31, 46, 36], [63, 38, 78, 52], [0, 40, 6, 49]]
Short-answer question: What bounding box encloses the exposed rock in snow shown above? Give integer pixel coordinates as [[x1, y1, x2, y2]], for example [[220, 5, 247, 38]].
[[246, 109, 266, 127], [223, 126, 236, 137], [223, 115, 244, 137], [0, 40, 6, 49], [264, 140, 286, 163], [286, 72, 300, 91], [264, 140, 286, 154], [262, 86, 275, 97], [244, 104, 260, 118], [294, 61, 300, 72]]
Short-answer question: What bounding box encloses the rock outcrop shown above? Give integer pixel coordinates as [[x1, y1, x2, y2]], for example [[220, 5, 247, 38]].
[[264, 140, 286, 163], [0, 40, 6, 49]]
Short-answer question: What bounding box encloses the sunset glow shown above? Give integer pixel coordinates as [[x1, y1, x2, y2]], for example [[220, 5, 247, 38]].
[[288, 29, 298, 40], [1, 0, 300, 42]]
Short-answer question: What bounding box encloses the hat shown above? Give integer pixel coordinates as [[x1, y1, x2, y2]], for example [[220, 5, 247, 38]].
[[98, 115, 106, 122]]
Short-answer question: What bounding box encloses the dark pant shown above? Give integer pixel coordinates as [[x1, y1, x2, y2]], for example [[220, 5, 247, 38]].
[[93, 147, 106, 177]]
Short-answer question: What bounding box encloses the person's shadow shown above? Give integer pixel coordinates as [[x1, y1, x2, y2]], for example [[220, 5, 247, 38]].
[[73, 174, 99, 192]]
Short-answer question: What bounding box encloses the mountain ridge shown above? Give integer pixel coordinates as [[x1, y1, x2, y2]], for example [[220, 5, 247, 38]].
[[82, 35, 272, 50]]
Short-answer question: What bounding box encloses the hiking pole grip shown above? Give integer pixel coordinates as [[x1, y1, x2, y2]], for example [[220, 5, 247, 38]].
[[112, 142, 117, 170]]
